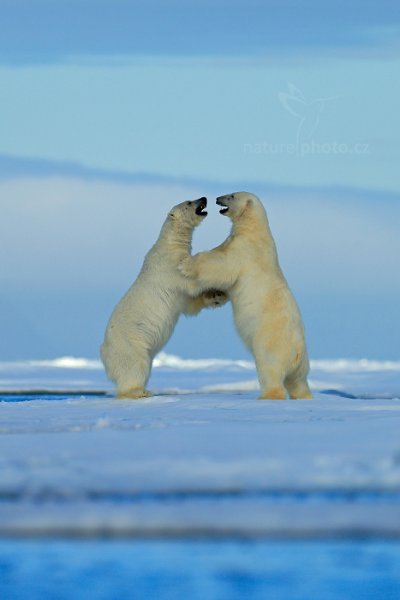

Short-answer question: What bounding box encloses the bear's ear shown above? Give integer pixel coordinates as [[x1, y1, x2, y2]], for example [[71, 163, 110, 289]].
[[238, 198, 253, 219]]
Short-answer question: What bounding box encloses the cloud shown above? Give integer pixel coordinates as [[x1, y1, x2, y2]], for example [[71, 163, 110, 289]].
[[1, 162, 399, 360], [268, 193, 400, 294], [1, 162, 399, 296], [1, 1, 400, 65], [0, 176, 232, 290], [0, 153, 226, 189]]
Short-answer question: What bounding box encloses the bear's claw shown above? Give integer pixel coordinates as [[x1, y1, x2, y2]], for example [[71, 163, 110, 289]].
[[204, 289, 228, 307]]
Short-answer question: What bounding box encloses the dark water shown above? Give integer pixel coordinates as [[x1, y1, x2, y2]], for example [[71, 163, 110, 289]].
[[0, 539, 400, 600]]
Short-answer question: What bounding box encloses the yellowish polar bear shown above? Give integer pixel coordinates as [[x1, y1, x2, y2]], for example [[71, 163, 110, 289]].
[[101, 198, 227, 399], [180, 192, 312, 400]]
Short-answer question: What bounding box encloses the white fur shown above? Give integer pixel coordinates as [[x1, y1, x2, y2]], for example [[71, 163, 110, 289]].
[[101, 200, 227, 398], [180, 192, 312, 400]]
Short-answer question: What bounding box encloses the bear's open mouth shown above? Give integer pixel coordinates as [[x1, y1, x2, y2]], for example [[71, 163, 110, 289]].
[[216, 198, 229, 215], [195, 197, 208, 217]]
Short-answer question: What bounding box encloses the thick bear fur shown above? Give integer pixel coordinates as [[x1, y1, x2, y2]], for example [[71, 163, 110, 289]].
[[180, 192, 312, 400], [101, 198, 227, 399]]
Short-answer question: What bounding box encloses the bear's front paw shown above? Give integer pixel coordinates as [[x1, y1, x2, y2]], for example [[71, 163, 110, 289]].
[[203, 289, 229, 308], [179, 257, 198, 278]]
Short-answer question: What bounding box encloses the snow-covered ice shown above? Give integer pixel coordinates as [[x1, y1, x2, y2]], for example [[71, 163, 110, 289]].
[[1, 354, 400, 538]]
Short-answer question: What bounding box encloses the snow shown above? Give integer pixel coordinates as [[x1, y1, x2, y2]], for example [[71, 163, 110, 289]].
[[0, 354, 400, 538]]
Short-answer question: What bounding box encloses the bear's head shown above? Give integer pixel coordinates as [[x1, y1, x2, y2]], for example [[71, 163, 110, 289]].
[[216, 191, 264, 222], [168, 197, 208, 228]]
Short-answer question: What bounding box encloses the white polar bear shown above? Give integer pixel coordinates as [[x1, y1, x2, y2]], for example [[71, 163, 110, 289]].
[[180, 192, 312, 400], [101, 198, 227, 399]]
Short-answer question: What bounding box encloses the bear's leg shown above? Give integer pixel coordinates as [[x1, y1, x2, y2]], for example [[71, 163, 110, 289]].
[[285, 377, 313, 400], [259, 385, 287, 400], [115, 352, 153, 399], [117, 388, 153, 400], [254, 353, 287, 400]]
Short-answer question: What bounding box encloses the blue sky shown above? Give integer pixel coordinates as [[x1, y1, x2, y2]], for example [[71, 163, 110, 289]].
[[1, 1, 399, 360], [1, 1, 400, 62]]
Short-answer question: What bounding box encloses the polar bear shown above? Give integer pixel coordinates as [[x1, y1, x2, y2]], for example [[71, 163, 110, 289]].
[[179, 192, 312, 400], [101, 197, 227, 399]]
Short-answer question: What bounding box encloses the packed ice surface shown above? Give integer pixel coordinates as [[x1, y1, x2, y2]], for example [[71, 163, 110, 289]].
[[0, 354, 399, 537]]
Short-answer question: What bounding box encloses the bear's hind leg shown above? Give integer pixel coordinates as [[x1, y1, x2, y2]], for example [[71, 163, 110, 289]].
[[259, 386, 287, 400], [255, 353, 287, 400], [114, 352, 153, 400], [285, 376, 313, 400], [117, 387, 153, 400]]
